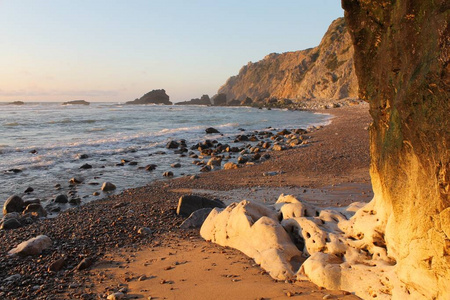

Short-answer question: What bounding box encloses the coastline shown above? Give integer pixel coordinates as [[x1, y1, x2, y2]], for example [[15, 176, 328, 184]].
[[0, 104, 371, 299]]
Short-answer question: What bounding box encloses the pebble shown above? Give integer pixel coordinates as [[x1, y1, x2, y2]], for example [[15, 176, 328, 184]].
[[323, 295, 332, 299], [107, 292, 125, 300]]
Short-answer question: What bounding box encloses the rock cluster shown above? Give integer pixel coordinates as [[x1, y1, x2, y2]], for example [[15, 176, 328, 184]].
[[175, 95, 211, 106], [1, 196, 47, 230]]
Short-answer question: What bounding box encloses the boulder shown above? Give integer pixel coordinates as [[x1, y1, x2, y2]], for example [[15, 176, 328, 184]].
[[23, 203, 47, 218], [3, 195, 24, 215], [48, 257, 65, 272], [145, 164, 157, 171], [180, 208, 213, 229], [54, 194, 68, 204], [101, 182, 116, 192], [79, 163, 92, 169], [69, 177, 83, 184], [205, 127, 220, 134], [207, 157, 222, 167], [223, 162, 239, 170], [0, 218, 22, 230], [163, 171, 173, 177], [171, 163, 181, 168], [176, 195, 225, 217], [76, 257, 95, 271], [8, 235, 52, 256], [166, 140, 179, 149]]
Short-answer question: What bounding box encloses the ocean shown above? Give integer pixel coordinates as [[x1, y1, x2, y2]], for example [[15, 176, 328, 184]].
[[0, 102, 331, 209]]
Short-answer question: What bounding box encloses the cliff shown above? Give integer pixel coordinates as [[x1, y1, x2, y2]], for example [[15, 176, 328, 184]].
[[217, 17, 358, 104], [319, 1, 448, 298], [126, 89, 172, 105]]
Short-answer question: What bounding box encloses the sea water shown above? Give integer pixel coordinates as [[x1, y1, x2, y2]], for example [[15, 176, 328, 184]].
[[0, 102, 330, 208]]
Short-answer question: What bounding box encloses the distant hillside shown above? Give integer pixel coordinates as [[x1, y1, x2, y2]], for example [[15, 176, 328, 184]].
[[218, 18, 358, 104]]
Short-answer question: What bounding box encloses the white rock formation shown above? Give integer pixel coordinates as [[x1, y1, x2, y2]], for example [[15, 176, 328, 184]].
[[201, 194, 424, 299]]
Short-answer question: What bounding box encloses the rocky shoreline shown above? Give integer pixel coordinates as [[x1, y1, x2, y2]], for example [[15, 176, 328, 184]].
[[0, 104, 371, 299]]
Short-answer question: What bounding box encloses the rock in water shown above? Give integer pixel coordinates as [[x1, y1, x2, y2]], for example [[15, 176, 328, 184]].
[[8, 235, 52, 256], [101, 182, 116, 192], [176, 195, 225, 217], [23, 203, 47, 217], [205, 127, 220, 134], [126, 89, 172, 105], [54, 194, 68, 204], [3, 195, 24, 215]]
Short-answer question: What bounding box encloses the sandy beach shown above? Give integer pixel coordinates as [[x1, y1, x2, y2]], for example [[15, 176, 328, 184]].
[[0, 104, 372, 300]]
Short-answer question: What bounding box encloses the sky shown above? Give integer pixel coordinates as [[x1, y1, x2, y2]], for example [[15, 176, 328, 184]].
[[0, 0, 344, 103]]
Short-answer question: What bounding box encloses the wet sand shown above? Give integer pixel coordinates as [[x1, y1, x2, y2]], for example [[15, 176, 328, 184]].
[[0, 104, 371, 300]]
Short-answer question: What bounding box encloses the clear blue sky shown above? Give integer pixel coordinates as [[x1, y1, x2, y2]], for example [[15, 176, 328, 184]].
[[0, 0, 344, 102]]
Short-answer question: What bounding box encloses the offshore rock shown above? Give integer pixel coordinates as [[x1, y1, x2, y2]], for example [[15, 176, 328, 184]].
[[126, 89, 172, 105]]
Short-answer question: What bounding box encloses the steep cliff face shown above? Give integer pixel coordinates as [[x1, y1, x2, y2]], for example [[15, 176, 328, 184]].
[[343, 0, 449, 298], [218, 18, 358, 103]]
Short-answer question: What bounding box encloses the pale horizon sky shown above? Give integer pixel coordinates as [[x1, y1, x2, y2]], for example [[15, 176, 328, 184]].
[[0, 0, 344, 103]]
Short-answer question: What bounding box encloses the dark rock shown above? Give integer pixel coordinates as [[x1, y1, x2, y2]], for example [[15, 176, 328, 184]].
[[23, 199, 40, 206], [211, 93, 227, 106], [200, 165, 211, 172], [171, 163, 181, 168], [29, 149, 38, 154], [175, 94, 211, 106], [24, 187, 34, 193], [163, 171, 173, 177], [3, 195, 24, 215], [76, 257, 95, 271], [180, 208, 213, 229], [145, 164, 157, 171], [176, 195, 225, 217], [45, 203, 61, 213], [237, 156, 248, 164], [69, 177, 83, 184], [101, 182, 116, 192], [23, 203, 47, 217], [277, 129, 291, 136], [77, 154, 89, 159], [126, 89, 172, 105], [54, 194, 68, 204], [166, 140, 179, 149], [128, 161, 138, 166], [1, 218, 22, 230], [48, 257, 65, 272], [6, 168, 22, 174], [205, 127, 220, 134], [69, 198, 81, 205], [79, 163, 92, 169]]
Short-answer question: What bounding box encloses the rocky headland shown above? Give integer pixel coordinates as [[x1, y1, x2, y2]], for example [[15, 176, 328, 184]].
[[126, 89, 172, 105], [216, 17, 358, 108]]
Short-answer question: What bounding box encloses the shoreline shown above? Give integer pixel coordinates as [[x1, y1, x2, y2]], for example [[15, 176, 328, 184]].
[[0, 104, 371, 300]]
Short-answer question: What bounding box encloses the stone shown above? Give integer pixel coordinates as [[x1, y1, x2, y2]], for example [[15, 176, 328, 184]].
[[171, 163, 181, 168], [1, 218, 22, 230], [24, 187, 34, 193], [166, 140, 179, 149], [207, 157, 222, 167], [145, 164, 157, 171], [223, 162, 239, 170], [69, 177, 83, 184], [137, 227, 152, 235], [163, 171, 173, 177], [107, 292, 125, 300], [176, 195, 225, 217], [200, 165, 211, 172], [101, 182, 116, 192], [8, 235, 52, 256], [205, 127, 220, 134], [76, 257, 95, 271], [48, 257, 65, 272], [54, 194, 68, 204], [272, 144, 284, 151], [180, 208, 213, 229], [4, 274, 21, 283], [237, 156, 248, 164], [79, 163, 92, 169], [77, 154, 89, 159], [22, 203, 47, 218], [3, 195, 24, 215]]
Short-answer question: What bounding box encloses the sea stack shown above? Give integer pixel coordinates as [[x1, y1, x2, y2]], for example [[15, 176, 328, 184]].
[[126, 89, 172, 105]]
